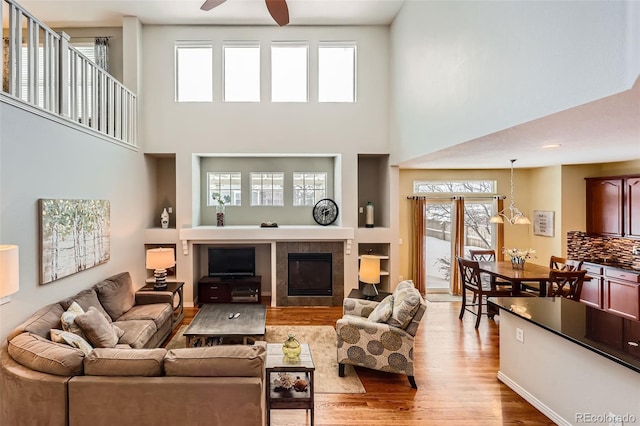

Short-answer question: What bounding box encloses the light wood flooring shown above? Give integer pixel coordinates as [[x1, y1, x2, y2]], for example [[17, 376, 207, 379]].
[[167, 301, 554, 425]]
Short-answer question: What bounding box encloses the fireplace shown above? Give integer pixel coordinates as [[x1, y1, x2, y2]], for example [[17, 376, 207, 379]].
[[288, 253, 332, 296], [276, 242, 344, 306]]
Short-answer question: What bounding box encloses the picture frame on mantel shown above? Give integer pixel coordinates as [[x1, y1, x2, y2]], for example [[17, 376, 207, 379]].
[[533, 210, 555, 237]]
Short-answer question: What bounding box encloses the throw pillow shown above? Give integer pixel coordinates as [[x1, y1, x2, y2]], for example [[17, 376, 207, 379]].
[[94, 272, 136, 321], [367, 295, 394, 323], [50, 328, 93, 355], [61, 301, 87, 339], [74, 307, 124, 348], [387, 286, 421, 329]]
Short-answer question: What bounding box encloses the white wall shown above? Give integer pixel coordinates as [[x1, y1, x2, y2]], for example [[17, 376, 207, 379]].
[[0, 102, 150, 340], [389, 1, 638, 165], [139, 25, 389, 155], [136, 25, 393, 304]]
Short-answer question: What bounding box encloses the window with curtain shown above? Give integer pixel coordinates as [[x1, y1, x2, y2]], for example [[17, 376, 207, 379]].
[[413, 180, 499, 291]]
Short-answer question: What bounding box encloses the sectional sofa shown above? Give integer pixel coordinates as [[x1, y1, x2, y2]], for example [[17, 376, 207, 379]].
[[0, 272, 266, 426]]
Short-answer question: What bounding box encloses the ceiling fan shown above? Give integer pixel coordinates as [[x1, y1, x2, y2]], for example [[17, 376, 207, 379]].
[[200, 0, 290, 26]]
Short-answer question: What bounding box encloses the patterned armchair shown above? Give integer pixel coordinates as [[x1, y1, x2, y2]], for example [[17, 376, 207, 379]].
[[336, 281, 426, 388]]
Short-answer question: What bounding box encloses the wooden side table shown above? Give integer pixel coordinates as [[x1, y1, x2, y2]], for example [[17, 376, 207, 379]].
[[348, 288, 392, 302], [137, 281, 184, 329], [265, 343, 315, 426]]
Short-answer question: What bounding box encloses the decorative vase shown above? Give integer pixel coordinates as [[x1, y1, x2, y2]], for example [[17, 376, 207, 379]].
[[282, 333, 301, 359], [365, 201, 374, 228], [511, 257, 526, 270], [160, 208, 169, 229], [216, 204, 225, 227]]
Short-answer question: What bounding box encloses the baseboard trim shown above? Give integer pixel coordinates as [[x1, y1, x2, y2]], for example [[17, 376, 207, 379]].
[[497, 371, 570, 426]]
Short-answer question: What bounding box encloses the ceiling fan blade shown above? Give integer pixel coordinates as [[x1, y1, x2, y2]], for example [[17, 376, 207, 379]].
[[201, 0, 226, 11], [265, 0, 289, 26]]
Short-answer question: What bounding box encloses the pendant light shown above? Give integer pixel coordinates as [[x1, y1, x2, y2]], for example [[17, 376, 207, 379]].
[[490, 159, 531, 225]]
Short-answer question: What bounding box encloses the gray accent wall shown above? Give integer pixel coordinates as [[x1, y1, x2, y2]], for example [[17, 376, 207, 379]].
[[199, 156, 335, 226], [0, 102, 150, 340]]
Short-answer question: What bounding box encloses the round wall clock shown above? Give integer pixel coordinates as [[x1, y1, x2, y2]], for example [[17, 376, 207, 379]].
[[313, 198, 339, 226]]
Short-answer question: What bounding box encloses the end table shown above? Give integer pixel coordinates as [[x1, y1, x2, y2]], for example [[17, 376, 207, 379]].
[[265, 343, 315, 426], [348, 288, 392, 302], [137, 281, 184, 329]]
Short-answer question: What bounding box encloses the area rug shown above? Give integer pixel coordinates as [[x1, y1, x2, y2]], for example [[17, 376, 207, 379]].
[[165, 325, 365, 394], [425, 293, 462, 302]]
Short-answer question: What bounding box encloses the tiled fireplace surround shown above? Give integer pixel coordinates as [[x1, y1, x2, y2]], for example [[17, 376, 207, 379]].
[[275, 241, 344, 306]]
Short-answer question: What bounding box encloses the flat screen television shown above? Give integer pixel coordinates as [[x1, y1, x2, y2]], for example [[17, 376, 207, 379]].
[[208, 247, 255, 278]]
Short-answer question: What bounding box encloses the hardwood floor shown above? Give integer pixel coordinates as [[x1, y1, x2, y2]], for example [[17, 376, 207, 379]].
[[168, 301, 554, 425]]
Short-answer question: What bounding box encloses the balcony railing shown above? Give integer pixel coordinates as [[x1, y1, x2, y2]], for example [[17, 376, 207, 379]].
[[1, 0, 137, 146]]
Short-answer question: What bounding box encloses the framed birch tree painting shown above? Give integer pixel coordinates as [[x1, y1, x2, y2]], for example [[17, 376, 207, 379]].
[[39, 199, 110, 284]]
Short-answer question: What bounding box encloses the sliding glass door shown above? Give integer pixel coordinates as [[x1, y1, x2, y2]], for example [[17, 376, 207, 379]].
[[425, 199, 494, 290]]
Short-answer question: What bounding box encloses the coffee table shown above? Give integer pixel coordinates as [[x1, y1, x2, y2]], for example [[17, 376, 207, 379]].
[[183, 303, 266, 347]]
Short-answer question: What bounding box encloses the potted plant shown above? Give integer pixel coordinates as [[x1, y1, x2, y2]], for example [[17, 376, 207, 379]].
[[211, 193, 231, 226]]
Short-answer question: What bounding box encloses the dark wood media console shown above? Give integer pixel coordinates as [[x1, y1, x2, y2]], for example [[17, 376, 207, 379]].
[[198, 276, 262, 305]]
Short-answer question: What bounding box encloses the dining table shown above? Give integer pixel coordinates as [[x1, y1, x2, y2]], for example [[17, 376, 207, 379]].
[[477, 261, 553, 297]]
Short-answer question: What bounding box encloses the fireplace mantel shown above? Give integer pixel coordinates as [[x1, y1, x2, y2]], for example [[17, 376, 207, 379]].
[[179, 225, 354, 243]]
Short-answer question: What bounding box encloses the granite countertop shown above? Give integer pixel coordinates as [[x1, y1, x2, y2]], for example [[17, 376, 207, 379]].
[[489, 297, 640, 373], [580, 259, 639, 273]]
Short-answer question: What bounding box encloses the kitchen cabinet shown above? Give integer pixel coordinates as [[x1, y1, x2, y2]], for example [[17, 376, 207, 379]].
[[585, 174, 640, 238], [603, 268, 640, 321], [626, 177, 640, 238], [580, 263, 603, 309]]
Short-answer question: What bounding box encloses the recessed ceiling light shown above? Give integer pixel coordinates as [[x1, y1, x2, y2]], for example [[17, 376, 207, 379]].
[[542, 143, 562, 149]]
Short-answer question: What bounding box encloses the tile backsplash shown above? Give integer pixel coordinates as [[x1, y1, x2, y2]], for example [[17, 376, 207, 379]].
[[567, 231, 639, 269]]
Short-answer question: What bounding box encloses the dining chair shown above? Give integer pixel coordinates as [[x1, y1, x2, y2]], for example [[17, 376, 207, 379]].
[[549, 256, 569, 270], [456, 257, 512, 328], [547, 269, 587, 300], [468, 249, 511, 302], [521, 256, 586, 296]]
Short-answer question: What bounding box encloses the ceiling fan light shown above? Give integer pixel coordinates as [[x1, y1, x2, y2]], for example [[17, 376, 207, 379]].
[[514, 215, 531, 225]]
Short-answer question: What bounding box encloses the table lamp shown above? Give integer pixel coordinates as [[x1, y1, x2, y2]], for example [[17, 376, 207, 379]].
[[359, 255, 380, 299], [146, 247, 175, 290], [0, 245, 19, 305]]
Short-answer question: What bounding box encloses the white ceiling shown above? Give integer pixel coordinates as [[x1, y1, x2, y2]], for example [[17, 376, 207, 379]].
[[399, 78, 640, 169], [16, 0, 406, 27], [14, 0, 640, 169]]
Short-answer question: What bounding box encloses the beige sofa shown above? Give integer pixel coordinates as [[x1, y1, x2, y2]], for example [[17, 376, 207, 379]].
[[0, 272, 266, 426]]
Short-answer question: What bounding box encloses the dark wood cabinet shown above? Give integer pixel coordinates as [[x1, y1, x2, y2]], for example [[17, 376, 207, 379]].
[[580, 263, 603, 309], [585, 174, 640, 238], [198, 276, 261, 305], [586, 178, 624, 236], [626, 177, 640, 239], [603, 268, 640, 321]]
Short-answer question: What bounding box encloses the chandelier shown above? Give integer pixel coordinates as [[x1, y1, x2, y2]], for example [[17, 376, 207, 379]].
[[490, 159, 531, 225]]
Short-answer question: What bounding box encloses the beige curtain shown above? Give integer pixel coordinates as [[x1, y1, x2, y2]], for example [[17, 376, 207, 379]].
[[411, 198, 426, 295], [495, 197, 505, 260], [450, 197, 465, 295]]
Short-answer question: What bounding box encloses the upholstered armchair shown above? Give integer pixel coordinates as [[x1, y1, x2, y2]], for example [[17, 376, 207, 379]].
[[336, 281, 426, 388]]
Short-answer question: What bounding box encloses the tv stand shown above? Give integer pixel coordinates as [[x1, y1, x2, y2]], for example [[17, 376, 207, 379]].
[[198, 276, 261, 305]]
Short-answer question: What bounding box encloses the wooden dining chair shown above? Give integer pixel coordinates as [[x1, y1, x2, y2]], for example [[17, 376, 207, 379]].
[[549, 256, 569, 270], [456, 257, 512, 328], [468, 249, 511, 301], [547, 269, 587, 300]]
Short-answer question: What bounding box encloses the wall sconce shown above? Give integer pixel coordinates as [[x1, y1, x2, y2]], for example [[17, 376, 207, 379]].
[[359, 255, 380, 299], [0, 245, 20, 305], [146, 247, 175, 290]]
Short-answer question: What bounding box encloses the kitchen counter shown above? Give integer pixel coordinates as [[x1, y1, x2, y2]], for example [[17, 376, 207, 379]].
[[490, 296, 640, 425], [581, 259, 639, 272], [489, 297, 640, 373]]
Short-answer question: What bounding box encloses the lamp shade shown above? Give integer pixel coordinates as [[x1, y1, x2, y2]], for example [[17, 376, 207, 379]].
[[0, 245, 20, 298], [359, 255, 380, 285], [146, 248, 175, 270]]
